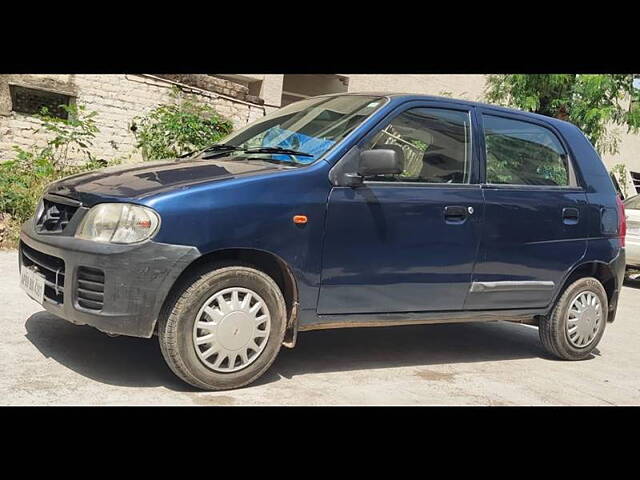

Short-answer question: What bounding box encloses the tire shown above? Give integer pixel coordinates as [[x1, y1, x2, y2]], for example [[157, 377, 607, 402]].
[[158, 265, 287, 391], [539, 277, 608, 360]]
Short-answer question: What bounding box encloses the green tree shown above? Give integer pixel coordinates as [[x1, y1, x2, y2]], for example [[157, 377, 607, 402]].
[[484, 74, 640, 155], [133, 87, 234, 160]]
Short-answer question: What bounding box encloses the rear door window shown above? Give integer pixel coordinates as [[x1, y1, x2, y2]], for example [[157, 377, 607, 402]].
[[483, 114, 571, 186]]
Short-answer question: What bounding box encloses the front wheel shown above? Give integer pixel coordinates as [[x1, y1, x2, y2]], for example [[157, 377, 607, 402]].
[[158, 266, 287, 391], [539, 277, 608, 361]]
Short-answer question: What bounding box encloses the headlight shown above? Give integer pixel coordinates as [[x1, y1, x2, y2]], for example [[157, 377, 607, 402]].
[[75, 203, 160, 244]]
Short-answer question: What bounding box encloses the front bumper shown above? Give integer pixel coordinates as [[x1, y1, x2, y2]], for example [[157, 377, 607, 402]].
[[19, 218, 199, 338]]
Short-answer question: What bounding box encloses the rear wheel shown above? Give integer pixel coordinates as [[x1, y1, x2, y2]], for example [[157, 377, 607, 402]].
[[539, 277, 608, 360], [158, 266, 286, 390]]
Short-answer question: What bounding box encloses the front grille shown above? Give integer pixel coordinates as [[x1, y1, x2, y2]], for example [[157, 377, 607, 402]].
[[76, 266, 105, 311], [20, 242, 65, 305], [35, 199, 78, 233]]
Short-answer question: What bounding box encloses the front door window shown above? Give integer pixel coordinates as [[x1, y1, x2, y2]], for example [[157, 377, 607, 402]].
[[362, 108, 472, 184]]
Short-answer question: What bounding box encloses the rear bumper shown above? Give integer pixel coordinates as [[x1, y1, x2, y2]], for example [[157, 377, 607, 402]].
[[19, 218, 199, 337], [607, 247, 626, 323]]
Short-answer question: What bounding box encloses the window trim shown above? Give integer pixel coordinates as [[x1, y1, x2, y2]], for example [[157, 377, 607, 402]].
[[477, 109, 582, 190], [355, 103, 477, 187]]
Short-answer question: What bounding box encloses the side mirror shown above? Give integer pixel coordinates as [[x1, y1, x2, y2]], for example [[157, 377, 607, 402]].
[[358, 148, 404, 177], [344, 147, 404, 187]]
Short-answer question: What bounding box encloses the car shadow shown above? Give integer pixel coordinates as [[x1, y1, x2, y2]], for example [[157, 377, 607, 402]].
[[24, 311, 594, 392], [256, 320, 600, 387], [24, 311, 193, 391]]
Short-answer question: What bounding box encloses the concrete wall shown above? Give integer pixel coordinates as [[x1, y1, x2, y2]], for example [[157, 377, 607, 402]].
[[250, 74, 488, 106], [345, 74, 487, 101], [601, 129, 640, 171], [0, 74, 266, 164]]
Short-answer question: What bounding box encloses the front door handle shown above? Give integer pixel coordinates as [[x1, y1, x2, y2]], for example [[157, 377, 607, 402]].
[[444, 205, 469, 224], [562, 207, 580, 225]]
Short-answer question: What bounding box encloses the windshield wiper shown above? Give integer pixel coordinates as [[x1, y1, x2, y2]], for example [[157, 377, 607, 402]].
[[201, 145, 315, 162], [243, 147, 314, 158], [204, 143, 241, 152], [201, 144, 244, 159]]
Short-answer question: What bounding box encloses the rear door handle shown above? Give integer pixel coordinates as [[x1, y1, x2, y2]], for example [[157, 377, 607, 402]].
[[562, 207, 579, 225], [444, 205, 470, 224]]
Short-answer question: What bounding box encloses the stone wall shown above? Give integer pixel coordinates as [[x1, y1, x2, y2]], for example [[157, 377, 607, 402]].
[[0, 74, 266, 164]]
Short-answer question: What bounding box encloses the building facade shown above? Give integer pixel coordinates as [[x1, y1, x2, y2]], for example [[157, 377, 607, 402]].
[[1, 73, 639, 194], [0, 74, 266, 164]]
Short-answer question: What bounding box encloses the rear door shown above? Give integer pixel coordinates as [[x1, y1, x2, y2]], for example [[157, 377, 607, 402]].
[[465, 111, 589, 310], [318, 102, 484, 314]]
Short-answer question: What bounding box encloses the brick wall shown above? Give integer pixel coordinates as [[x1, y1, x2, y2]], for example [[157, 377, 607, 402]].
[[0, 74, 266, 164]]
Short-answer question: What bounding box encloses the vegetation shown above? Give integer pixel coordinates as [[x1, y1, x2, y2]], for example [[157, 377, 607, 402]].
[[133, 87, 234, 160], [611, 163, 630, 198], [484, 74, 640, 156], [0, 104, 117, 248]]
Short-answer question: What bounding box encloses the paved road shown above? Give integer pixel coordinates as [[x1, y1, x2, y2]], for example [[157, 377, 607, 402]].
[[1, 250, 639, 405]]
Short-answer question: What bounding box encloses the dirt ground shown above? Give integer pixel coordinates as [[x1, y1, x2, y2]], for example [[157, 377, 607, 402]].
[[1, 249, 639, 405]]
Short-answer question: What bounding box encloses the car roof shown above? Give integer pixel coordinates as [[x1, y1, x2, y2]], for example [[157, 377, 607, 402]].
[[317, 92, 577, 130]]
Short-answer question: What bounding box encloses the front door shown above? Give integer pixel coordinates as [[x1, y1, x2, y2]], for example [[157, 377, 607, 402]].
[[464, 111, 589, 310], [318, 105, 484, 314]]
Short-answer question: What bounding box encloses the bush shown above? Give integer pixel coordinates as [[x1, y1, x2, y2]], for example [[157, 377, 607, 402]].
[[0, 104, 117, 248], [133, 87, 234, 160]]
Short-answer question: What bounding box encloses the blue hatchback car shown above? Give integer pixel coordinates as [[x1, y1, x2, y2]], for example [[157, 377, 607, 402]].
[[19, 93, 627, 390]]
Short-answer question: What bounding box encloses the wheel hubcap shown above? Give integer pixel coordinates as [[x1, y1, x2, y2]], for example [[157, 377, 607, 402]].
[[193, 287, 271, 373], [566, 290, 602, 348]]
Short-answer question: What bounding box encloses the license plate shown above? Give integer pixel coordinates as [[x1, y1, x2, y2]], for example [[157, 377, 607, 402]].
[[20, 266, 45, 305]]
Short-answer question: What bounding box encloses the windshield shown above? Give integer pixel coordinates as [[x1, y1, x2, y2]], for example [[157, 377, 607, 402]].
[[197, 95, 386, 165]]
